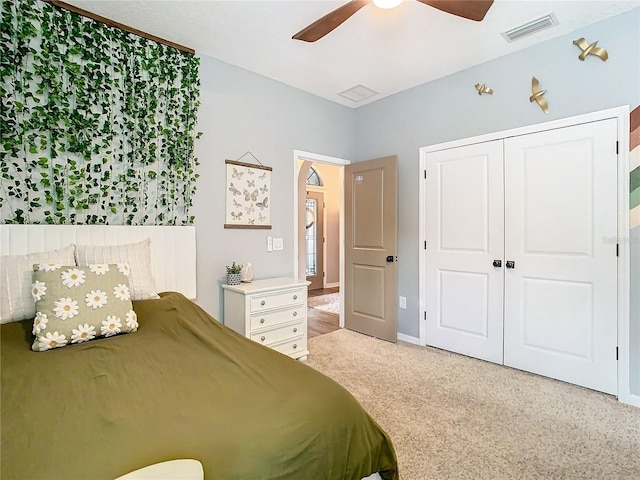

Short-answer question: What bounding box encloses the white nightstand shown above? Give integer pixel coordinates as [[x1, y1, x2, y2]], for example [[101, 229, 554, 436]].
[[222, 277, 310, 361]]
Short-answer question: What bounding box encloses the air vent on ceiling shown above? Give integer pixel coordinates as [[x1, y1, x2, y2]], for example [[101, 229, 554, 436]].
[[338, 84, 378, 103], [502, 12, 559, 42]]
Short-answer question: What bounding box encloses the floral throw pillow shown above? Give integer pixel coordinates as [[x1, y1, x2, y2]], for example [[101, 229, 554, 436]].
[[30, 263, 138, 352]]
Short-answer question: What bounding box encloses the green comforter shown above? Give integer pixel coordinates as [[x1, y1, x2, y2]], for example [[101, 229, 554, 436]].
[[1, 292, 397, 480]]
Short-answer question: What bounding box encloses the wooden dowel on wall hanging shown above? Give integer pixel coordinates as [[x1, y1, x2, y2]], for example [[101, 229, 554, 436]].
[[43, 0, 195, 55]]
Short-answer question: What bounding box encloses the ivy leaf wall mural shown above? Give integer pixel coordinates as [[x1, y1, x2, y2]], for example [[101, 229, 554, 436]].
[[0, 0, 201, 225]]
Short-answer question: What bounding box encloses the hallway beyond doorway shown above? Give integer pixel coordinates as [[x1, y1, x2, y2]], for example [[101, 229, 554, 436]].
[[308, 287, 340, 338]]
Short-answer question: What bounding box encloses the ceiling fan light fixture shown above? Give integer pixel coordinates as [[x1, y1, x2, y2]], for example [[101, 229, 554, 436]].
[[372, 0, 403, 10], [293, 0, 493, 42]]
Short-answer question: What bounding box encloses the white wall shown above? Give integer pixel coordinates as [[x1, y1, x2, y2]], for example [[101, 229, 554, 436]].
[[192, 56, 355, 319], [354, 8, 640, 340]]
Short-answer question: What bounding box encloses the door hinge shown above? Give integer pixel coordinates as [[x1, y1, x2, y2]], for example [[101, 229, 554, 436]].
[[424, 240, 427, 249], [616, 243, 619, 256], [616, 346, 619, 360], [616, 141, 619, 155], [424, 311, 427, 320], [424, 170, 426, 179]]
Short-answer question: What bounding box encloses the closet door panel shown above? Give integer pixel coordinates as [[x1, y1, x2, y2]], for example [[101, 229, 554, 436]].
[[425, 140, 504, 364], [503, 119, 618, 394]]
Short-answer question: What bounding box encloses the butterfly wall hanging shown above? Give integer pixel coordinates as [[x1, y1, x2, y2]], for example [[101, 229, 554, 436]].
[[225, 154, 272, 229]]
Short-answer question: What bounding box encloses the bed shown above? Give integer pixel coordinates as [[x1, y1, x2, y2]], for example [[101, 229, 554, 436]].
[[0, 225, 398, 480]]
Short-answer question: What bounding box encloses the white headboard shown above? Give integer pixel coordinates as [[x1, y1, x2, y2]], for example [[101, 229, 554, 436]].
[[0, 225, 196, 299]]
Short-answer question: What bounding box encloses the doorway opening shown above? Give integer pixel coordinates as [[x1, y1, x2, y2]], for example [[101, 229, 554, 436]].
[[293, 150, 349, 330]]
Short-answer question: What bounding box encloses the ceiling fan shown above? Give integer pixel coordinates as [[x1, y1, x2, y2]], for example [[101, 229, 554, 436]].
[[292, 0, 494, 42]]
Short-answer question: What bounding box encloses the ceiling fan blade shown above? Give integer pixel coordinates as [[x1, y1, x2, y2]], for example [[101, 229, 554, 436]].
[[418, 0, 494, 22], [293, 0, 369, 42]]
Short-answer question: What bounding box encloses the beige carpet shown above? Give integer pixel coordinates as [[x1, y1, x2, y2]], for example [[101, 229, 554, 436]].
[[308, 292, 340, 315], [306, 329, 640, 480]]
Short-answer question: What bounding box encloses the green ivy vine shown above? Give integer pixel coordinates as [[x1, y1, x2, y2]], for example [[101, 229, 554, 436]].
[[0, 0, 201, 225]]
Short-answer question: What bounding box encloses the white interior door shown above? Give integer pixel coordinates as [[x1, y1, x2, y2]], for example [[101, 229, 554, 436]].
[[503, 119, 618, 394], [425, 140, 505, 364]]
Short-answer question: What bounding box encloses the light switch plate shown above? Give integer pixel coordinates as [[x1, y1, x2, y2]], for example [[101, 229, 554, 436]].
[[273, 237, 284, 251], [267, 236, 273, 252], [399, 296, 407, 309]]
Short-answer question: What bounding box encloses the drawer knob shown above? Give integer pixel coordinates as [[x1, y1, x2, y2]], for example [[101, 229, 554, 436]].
[[260, 336, 266, 342], [260, 318, 265, 324], [293, 327, 298, 333], [260, 300, 266, 306], [293, 344, 297, 349], [293, 294, 298, 300], [293, 311, 298, 317]]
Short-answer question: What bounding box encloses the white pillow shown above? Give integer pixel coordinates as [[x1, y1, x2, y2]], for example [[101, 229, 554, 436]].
[[75, 238, 159, 301], [0, 244, 76, 323]]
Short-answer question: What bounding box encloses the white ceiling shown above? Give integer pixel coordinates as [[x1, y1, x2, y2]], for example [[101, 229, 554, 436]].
[[65, 0, 639, 107]]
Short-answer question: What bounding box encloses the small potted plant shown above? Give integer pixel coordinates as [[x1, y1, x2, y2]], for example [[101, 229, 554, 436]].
[[225, 262, 243, 286]]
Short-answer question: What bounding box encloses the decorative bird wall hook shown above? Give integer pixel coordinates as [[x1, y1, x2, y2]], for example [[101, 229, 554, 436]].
[[530, 77, 549, 114], [474, 83, 494, 95], [573, 37, 609, 61]]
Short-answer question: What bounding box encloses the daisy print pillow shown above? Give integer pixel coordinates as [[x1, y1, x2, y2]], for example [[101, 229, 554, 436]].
[[30, 263, 138, 352]]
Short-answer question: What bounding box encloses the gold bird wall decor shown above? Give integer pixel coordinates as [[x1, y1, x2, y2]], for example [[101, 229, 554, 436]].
[[475, 83, 494, 95], [530, 77, 549, 114], [573, 37, 609, 61]]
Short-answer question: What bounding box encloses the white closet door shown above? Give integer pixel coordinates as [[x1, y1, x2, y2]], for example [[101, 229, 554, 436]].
[[503, 119, 618, 394], [425, 140, 505, 364]]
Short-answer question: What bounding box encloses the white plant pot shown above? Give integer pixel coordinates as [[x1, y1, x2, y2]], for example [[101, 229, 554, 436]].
[[227, 273, 241, 286]]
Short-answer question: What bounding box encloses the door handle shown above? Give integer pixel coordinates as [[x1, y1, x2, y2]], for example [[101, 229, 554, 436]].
[[386, 255, 395, 263], [492, 260, 502, 268], [506, 260, 515, 269]]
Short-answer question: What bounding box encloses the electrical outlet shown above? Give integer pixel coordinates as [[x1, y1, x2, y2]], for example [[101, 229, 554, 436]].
[[267, 236, 273, 252], [399, 296, 407, 309]]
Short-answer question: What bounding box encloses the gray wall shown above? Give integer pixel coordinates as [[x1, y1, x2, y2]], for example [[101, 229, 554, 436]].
[[192, 56, 355, 319], [190, 9, 639, 393], [354, 8, 640, 340]]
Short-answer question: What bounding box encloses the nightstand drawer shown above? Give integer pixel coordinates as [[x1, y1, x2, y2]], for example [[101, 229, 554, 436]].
[[270, 335, 306, 357], [250, 288, 305, 312], [250, 306, 306, 330], [222, 277, 310, 360], [251, 320, 304, 346]]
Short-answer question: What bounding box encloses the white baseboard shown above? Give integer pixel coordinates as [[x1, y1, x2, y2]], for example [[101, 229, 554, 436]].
[[620, 392, 640, 408], [397, 333, 421, 345], [325, 282, 339, 288]]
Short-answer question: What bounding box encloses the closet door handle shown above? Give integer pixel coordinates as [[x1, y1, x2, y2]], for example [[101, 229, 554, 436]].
[[506, 260, 515, 269], [492, 260, 502, 268]]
